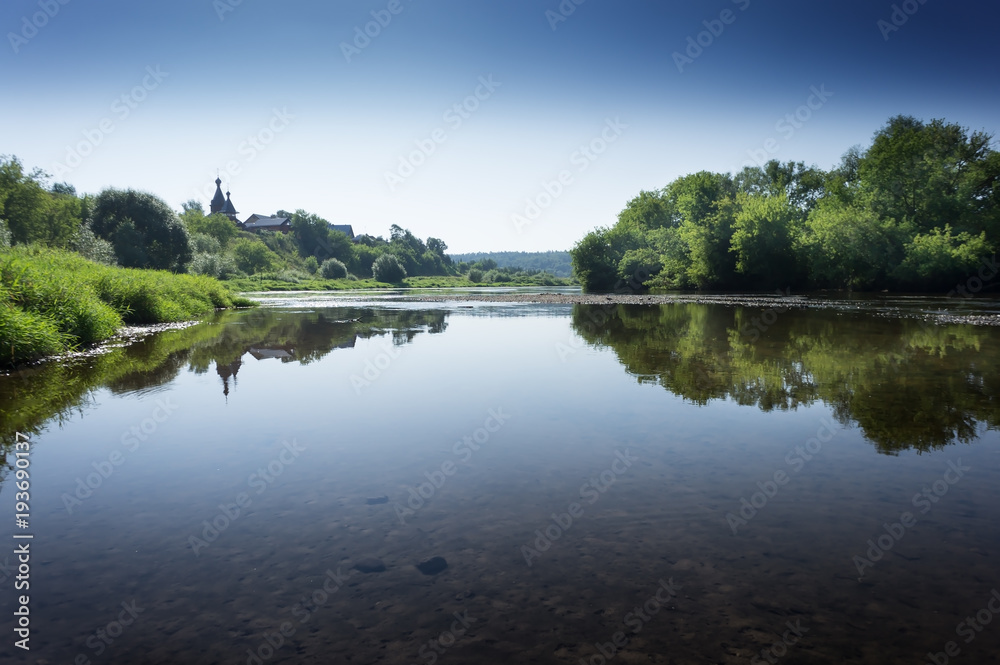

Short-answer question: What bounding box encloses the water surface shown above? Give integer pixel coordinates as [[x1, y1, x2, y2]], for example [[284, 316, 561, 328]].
[[1, 296, 998, 664]]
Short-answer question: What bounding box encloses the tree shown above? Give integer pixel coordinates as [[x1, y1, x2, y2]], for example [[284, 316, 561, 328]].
[[571, 229, 619, 291], [796, 202, 898, 290], [730, 193, 800, 287], [91, 188, 191, 270], [182, 211, 239, 247], [230, 238, 277, 274], [320, 258, 348, 279], [372, 253, 407, 282]]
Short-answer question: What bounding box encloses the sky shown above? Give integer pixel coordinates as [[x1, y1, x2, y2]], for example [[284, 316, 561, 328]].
[[2, 0, 998, 253]]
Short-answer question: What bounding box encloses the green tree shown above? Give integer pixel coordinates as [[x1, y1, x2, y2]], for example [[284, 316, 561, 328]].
[[182, 211, 238, 248], [730, 193, 799, 287], [91, 188, 191, 271], [796, 202, 898, 290], [230, 238, 277, 274], [320, 258, 348, 279], [372, 253, 407, 282]]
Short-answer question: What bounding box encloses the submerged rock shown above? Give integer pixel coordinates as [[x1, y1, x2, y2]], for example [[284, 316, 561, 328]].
[[365, 496, 389, 505], [354, 557, 386, 574], [416, 556, 448, 575]]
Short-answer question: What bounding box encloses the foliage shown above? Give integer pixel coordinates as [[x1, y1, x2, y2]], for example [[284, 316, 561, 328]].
[[319, 258, 348, 279], [372, 253, 407, 282], [450, 251, 572, 277], [73, 224, 118, 266], [230, 238, 278, 275], [0, 246, 254, 368], [467, 268, 484, 283], [570, 114, 1000, 292], [91, 188, 192, 271]]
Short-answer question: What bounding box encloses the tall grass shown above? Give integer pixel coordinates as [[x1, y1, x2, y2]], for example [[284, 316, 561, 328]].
[[0, 246, 255, 367]]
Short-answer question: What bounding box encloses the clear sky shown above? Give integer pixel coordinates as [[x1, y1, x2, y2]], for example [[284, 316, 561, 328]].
[[2, 0, 997, 253]]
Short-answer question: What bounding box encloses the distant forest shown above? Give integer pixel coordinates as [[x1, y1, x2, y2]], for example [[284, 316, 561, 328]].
[[571, 115, 999, 292], [450, 251, 572, 277]]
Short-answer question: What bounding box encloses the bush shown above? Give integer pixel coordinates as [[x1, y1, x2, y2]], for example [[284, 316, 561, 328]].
[[230, 238, 277, 274], [372, 253, 407, 282], [467, 268, 484, 283], [320, 258, 348, 279], [190, 232, 222, 255], [303, 256, 319, 274], [188, 252, 239, 279], [73, 224, 117, 265], [0, 220, 11, 250]]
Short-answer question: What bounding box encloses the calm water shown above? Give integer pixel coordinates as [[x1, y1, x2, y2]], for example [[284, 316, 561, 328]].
[[1, 294, 999, 664]]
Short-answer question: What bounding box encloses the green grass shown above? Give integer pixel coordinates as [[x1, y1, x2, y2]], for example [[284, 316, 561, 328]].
[[226, 274, 576, 292], [0, 246, 255, 367]]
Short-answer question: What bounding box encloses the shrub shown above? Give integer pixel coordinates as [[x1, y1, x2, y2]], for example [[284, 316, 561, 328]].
[[303, 256, 319, 274], [0, 220, 11, 250], [467, 268, 484, 283], [230, 239, 277, 274], [320, 258, 348, 279], [190, 232, 222, 255], [372, 253, 407, 282], [73, 224, 117, 265]]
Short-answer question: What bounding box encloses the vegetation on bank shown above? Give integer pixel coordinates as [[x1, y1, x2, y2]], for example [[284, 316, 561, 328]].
[[571, 115, 1000, 292], [0, 246, 254, 368], [449, 251, 573, 277], [227, 273, 572, 292], [0, 154, 568, 290]]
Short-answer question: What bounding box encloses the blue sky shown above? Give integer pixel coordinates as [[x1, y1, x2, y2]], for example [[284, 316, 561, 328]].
[[2, 0, 997, 252]]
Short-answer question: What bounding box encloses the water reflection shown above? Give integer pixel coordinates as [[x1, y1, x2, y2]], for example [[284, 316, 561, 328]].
[[570, 303, 999, 454], [0, 307, 447, 477]]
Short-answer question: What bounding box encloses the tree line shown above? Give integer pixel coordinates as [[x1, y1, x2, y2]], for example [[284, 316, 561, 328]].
[[570, 115, 1000, 292], [0, 155, 458, 282]]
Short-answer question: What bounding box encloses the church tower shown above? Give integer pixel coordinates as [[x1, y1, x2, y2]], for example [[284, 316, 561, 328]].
[[210, 177, 226, 215], [222, 190, 239, 222]]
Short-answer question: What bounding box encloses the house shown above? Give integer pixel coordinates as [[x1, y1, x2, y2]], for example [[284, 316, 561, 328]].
[[205, 178, 350, 237], [331, 224, 355, 239], [243, 213, 292, 233]]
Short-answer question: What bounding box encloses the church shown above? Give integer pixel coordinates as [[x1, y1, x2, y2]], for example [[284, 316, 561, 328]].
[[207, 178, 354, 238]]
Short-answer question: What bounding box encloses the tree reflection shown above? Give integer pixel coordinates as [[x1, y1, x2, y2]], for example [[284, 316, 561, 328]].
[[571, 303, 998, 454]]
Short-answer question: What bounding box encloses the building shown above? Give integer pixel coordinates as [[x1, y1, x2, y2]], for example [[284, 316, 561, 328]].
[[331, 224, 355, 239], [205, 177, 353, 238], [209, 177, 240, 223], [243, 214, 292, 233]]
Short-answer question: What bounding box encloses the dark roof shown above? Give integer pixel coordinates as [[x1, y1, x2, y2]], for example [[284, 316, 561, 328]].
[[243, 216, 291, 230], [331, 224, 355, 238], [223, 192, 238, 216], [210, 177, 226, 214]]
